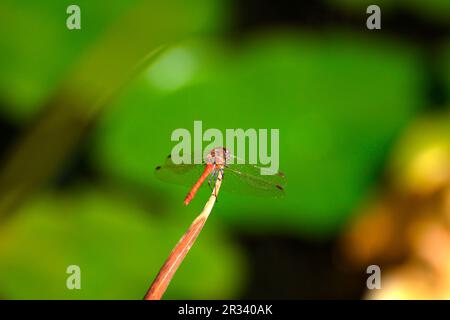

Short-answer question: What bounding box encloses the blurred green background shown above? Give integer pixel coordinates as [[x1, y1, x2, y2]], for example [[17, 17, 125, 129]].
[[0, 0, 449, 299]]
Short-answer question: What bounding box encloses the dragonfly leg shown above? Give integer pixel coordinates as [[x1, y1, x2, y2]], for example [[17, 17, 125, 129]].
[[219, 167, 225, 179], [207, 171, 215, 192], [213, 168, 224, 199]]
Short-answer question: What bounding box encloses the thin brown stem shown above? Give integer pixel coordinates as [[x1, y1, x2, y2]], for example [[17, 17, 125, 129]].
[[144, 171, 223, 300]]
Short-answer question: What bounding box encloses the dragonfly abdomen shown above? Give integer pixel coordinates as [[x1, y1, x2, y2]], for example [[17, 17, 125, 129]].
[[183, 163, 215, 205]]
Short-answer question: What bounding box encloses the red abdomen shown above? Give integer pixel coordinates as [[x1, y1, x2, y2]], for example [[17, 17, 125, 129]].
[[184, 163, 214, 205]]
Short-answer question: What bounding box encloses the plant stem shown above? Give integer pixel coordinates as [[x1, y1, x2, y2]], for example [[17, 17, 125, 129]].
[[144, 171, 223, 300]]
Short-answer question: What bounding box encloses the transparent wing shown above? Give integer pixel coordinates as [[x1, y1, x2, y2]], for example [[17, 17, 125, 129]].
[[155, 154, 286, 197], [221, 163, 286, 197], [154, 154, 208, 188]]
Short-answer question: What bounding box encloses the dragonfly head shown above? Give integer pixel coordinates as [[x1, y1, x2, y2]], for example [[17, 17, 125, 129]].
[[206, 147, 230, 166]]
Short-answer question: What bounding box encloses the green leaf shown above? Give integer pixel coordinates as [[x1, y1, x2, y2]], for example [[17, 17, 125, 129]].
[[0, 0, 226, 121], [0, 188, 245, 299], [92, 32, 423, 236]]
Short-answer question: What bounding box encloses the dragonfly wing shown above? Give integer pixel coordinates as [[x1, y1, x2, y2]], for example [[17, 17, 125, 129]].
[[220, 163, 286, 197], [155, 153, 286, 197], [155, 155, 208, 189]]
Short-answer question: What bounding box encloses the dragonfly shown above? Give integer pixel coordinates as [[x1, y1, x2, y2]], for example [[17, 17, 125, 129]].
[[155, 147, 286, 205]]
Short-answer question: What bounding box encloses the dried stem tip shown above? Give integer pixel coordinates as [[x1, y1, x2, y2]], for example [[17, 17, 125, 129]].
[[144, 171, 223, 300]]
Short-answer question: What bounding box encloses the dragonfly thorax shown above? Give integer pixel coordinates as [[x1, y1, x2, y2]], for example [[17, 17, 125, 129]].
[[205, 147, 230, 165]]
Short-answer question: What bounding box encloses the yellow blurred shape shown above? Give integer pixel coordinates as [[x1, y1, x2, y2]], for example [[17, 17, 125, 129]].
[[406, 143, 450, 195]]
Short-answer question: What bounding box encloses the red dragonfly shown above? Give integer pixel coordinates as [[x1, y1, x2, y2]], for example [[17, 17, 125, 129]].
[[155, 147, 286, 205]]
